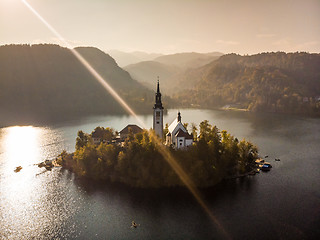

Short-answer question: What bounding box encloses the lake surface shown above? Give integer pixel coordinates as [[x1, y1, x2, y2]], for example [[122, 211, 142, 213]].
[[0, 109, 319, 239]]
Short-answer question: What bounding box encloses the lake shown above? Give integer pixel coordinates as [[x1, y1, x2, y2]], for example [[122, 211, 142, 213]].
[[0, 109, 319, 239]]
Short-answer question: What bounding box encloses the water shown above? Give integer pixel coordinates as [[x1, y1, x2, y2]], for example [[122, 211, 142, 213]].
[[0, 109, 319, 239]]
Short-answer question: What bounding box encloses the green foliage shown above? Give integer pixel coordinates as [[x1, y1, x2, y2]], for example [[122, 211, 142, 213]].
[[61, 121, 259, 188], [191, 123, 198, 141], [76, 130, 88, 150], [91, 127, 115, 142]]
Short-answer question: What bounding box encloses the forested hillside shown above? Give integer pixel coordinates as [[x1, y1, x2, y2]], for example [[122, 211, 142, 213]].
[[124, 60, 181, 91], [0, 44, 161, 125], [124, 52, 223, 94], [173, 52, 320, 115], [1, 45, 318, 126]]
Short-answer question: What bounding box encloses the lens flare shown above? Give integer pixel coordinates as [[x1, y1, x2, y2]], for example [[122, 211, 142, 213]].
[[20, 0, 145, 128], [20, 1, 230, 238]]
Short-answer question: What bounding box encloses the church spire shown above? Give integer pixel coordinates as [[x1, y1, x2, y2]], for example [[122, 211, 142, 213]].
[[153, 77, 164, 138], [157, 76, 160, 93], [177, 111, 181, 122], [154, 77, 163, 109]]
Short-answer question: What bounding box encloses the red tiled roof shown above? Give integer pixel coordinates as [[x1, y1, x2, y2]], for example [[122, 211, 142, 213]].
[[119, 124, 143, 134]]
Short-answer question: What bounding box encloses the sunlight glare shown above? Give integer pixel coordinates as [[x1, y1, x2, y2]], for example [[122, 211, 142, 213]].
[[19, 1, 230, 238], [0, 126, 62, 238], [20, 0, 145, 129], [4, 126, 41, 170]]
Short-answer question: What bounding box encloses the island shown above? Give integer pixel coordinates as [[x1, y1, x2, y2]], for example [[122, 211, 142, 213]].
[[57, 81, 259, 188], [57, 120, 258, 188]]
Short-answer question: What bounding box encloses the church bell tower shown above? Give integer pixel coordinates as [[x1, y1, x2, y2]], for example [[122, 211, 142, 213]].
[[153, 78, 164, 138]]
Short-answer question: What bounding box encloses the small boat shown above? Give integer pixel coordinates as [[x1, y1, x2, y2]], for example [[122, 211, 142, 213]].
[[275, 158, 280, 161], [265, 155, 269, 158], [37, 159, 54, 170], [14, 166, 22, 173], [264, 162, 272, 168], [261, 164, 272, 171], [131, 221, 139, 228], [45, 159, 53, 166]]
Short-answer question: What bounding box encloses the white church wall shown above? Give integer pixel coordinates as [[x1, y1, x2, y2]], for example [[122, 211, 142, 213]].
[[185, 139, 193, 147], [176, 137, 185, 149]]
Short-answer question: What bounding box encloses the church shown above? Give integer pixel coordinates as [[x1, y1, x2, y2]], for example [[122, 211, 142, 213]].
[[153, 80, 193, 149]]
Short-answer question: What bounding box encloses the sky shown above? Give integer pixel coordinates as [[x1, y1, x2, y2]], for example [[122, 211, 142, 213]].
[[1, 0, 320, 54]]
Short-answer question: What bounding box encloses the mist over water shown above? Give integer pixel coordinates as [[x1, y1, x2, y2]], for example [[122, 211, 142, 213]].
[[0, 109, 319, 239]]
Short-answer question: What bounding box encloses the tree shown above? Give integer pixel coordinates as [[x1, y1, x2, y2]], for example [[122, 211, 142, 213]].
[[191, 123, 198, 141], [238, 140, 258, 173], [63, 122, 259, 188], [199, 120, 211, 140], [76, 130, 88, 150], [91, 127, 115, 142]]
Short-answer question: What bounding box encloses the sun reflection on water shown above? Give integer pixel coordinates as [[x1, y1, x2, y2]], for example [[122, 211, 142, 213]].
[[0, 126, 75, 239], [0, 127, 40, 236], [3, 126, 41, 170]]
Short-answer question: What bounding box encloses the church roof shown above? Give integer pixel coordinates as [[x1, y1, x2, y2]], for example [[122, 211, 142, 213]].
[[119, 124, 143, 134], [175, 129, 193, 139], [168, 118, 178, 133], [153, 80, 163, 109], [168, 119, 187, 133]]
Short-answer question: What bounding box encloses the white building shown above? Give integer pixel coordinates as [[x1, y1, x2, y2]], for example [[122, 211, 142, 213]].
[[153, 80, 164, 138], [166, 112, 193, 149]]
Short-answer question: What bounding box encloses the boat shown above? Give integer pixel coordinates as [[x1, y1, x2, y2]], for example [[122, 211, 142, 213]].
[[37, 159, 54, 170], [264, 162, 272, 168], [261, 164, 272, 171], [131, 221, 139, 228], [275, 158, 280, 161], [45, 159, 53, 166], [14, 166, 22, 173]]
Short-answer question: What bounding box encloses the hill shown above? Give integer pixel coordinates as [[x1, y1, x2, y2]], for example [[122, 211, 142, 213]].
[[124, 52, 223, 94], [173, 52, 320, 115], [107, 50, 163, 67], [153, 52, 223, 69], [0, 44, 160, 126], [124, 61, 181, 91]]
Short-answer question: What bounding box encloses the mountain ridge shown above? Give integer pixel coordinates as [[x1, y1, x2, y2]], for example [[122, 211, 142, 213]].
[[0, 44, 158, 126], [172, 52, 320, 115], [107, 50, 163, 67], [153, 52, 223, 69]]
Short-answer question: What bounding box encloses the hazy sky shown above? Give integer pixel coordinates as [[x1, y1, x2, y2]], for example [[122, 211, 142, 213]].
[[1, 0, 319, 54]]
